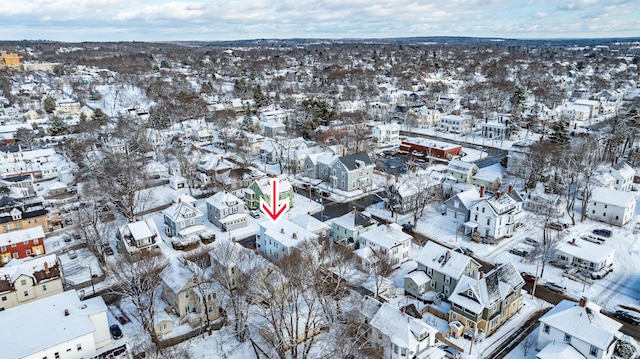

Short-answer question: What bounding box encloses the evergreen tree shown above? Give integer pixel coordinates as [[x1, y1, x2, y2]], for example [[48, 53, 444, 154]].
[[49, 116, 68, 136], [549, 120, 570, 145], [43, 96, 57, 114], [92, 108, 108, 126], [508, 87, 525, 138]]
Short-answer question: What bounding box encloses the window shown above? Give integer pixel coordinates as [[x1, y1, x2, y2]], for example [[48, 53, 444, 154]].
[[486, 218, 490, 225], [77, 344, 82, 351], [564, 333, 571, 343], [1, 296, 6, 301], [11, 243, 16, 248], [12, 253, 18, 259], [33, 238, 38, 244], [26, 249, 31, 256], [24, 291, 29, 297], [0, 246, 4, 252], [42, 285, 47, 291], [55, 354, 60, 359], [474, 214, 478, 221], [589, 345, 598, 356], [604, 204, 608, 209]]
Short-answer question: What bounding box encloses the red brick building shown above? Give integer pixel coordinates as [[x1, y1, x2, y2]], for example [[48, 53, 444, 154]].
[[399, 138, 462, 159]]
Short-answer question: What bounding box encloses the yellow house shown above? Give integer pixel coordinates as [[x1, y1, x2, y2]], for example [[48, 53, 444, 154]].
[[0, 51, 20, 70], [0, 254, 63, 311], [160, 260, 220, 328]]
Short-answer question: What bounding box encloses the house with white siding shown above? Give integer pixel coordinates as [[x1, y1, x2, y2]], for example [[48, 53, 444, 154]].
[[467, 189, 525, 240], [586, 187, 636, 226], [355, 223, 411, 272]]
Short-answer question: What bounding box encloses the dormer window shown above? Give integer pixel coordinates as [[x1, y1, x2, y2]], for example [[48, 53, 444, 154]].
[[467, 289, 473, 297], [10, 208, 22, 221]]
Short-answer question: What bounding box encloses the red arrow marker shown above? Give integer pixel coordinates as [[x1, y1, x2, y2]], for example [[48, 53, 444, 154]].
[[260, 177, 289, 223]]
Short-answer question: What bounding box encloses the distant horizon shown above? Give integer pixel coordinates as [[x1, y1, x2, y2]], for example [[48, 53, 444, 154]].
[[1, 0, 639, 43], [2, 34, 640, 45]]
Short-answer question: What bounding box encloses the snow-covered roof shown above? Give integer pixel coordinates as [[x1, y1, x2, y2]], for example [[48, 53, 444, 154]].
[[259, 217, 318, 249], [473, 163, 504, 183], [291, 214, 330, 235], [0, 226, 45, 247], [445, 187, 481, 209], [161, 258, 196, 294], [537, 342, 585, 359], [415, 241, 478, 280], [447, 159, 478, 174], [610, 162, 635, 178], [332, 210, 377, 232], [591, 187, 635, 208], [125, 220, 156, 241], [484, 192, 521, 215], [162, 201, 204, 223], [449, 262, 524, 313], [360, 223, 412, 249], [405, 271, 431, 286], [556, 239, 615, 264], [0, 291, 107, 359], [0, 253, 58, 283], [368, 300, 437, 350], [206, 191, 243, 210], [540, 299, 622, 350], [254, 174, 292, 194]]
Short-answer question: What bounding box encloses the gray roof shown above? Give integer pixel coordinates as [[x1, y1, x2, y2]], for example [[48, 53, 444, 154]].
[[339, 152, 372, 171]]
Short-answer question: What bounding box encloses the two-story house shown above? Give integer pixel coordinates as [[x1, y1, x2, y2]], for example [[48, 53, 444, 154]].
[[443, 187, 482, 222], [0, 226, 46, 263], [481, 121, 508, 140], [0, 174, 35, 198], [372, 123, 400, 145], [196, 153, 234, 187], [448, 262, 525, 337], [245, 174, 294, 211], [256, 218, 318, 261], [0, 196, 48, 234], [607, 162, 635, 192], [330, 152, 375, 193], [446, 159, 479, 184], [468, 189, 525, 240], [332, 209, 378, 249], [162, 200, 206, 238], [407, 241, 481, 299], [440, 114, 473, 134], [116, 219, 161, 255], [355, 223, 411, 272], [537, 298, 621, 359], [291, 213, 330, 241], [160, 259, 220, 327], [586, 186, 636, 226], [361, 296, 441, 359], [206, 191, 248, 232], [0, 254, 62, 311], [389, 174, 442, 215]]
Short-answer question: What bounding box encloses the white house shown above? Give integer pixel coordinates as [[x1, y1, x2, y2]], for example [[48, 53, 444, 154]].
[[575, 99, 600, 118], [468, 190, 525, 240], [356, 223, 411, 272], [256, 218, 318, 261], [0, 291, 112, 359], [586, 187, 636, 226], [558, 103, 590, 122], [555, 238, 615, 272], [537, 298, 622, 359], [607, 162, 635, 192], [372, 123, 400, 145], [331, 209, 378, 249], [481, 121, 508, 140], [440, 115, 473, 134], [361, 296, 441, 359]]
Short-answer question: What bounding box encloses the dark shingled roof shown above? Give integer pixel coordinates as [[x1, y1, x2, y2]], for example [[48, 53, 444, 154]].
[[338, 152, 372, 171]]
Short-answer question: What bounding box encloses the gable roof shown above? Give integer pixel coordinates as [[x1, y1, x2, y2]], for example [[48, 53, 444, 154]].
[[360, 223, 412, 249], [365, 298, 437, 350], [338, 152, 372, 171], [332, 210, 377, 232], [415, 241, 479, 280], [447, 159, 478, 174], [444, 187, 481, 209], [540, 299, 621, 350], [449, 262, 524, 313], [591, 187, 635, 208], [162, 201, 203, 223], [161, 258, 196, 294], [206, 191, 243, 209]]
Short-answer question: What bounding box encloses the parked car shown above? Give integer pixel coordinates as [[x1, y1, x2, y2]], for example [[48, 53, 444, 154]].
[[593, 228, 613, 238], [591, 265, 613, 279], [68, 250, 77, 259], [104, 246, 114, 255], [520, 272, 536, 282], [614, 310, 640, 325], [110, 324, 123, 339], [454, 247, 474, 256], [250, 210, 261, 219], [320, 190, 331, 198], [547, 222, 566, 231], [523, 237, 540, 246], [544, 282, 566, 293], [438, 345, 461, 359], [581, 234, 606, 245], [509, 248, 529, 257], [401, 223, 415, 233], [63, 234, 72, 243]]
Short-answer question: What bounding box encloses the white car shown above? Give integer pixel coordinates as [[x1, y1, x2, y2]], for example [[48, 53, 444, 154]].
[[68, 249, 78, 259]]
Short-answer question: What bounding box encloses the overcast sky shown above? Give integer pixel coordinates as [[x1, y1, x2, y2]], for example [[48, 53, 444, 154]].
[[1, 0, 639, 42]]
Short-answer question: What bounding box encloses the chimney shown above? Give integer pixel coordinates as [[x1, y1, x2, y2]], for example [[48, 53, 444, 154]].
[[353, 206, 356, 212], [497, 191, 501, 199], [493, 263, 499, 270], [44, 262, 50, 274], [572, 238, 576, 245], [508, 185, 513, 194], [292, 232, 297, 239], [480, 186, 485, 198], [480, 272, 485, 279], [445, 250, 451, 262], [579, 296, 588, 308], [401, 306, 406, 314], [356, 146, 359, 153], [342, 148, 346, 156], [231, 237, 236, 243], [178, 197, 182, 203], [221, 156, 224, 161], [281, 228, 285, 234], [64, 309, 69, 316]]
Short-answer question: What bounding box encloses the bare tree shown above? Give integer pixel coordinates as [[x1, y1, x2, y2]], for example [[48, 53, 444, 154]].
[[107, 252, 169, 350], [371, 249, 394, 301], [71, 187, 114, 263]]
